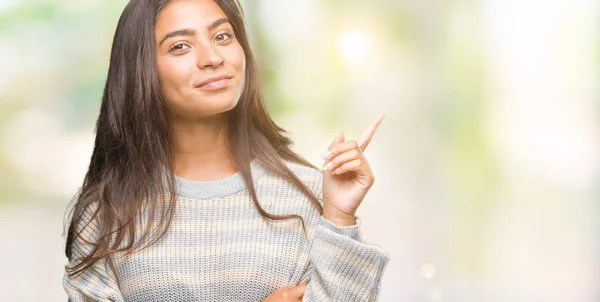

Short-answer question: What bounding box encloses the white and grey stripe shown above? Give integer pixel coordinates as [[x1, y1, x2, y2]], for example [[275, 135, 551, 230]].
[[63, 159, 389, 301]]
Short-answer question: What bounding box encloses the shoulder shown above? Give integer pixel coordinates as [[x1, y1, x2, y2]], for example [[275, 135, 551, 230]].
[[282, 159, 322, 181], [69, 199, 102, 241], [253, 158, 324, 203], [281, 159, 324, 201], [283, 160, 323, 185]]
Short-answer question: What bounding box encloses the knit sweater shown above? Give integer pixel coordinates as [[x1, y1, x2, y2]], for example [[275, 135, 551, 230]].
[[63, 159, 390, 301]]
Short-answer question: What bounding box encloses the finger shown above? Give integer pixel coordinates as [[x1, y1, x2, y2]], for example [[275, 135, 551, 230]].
[[332, 158, 362, 175], [322, 148, 361, 172], [332, 158, 375, 188], [288, 282, 308, 297], [328, 132, 345, 150], [322, 132, 346, 160], [322, 140, 359, 161], [356, 110, 387, 152]]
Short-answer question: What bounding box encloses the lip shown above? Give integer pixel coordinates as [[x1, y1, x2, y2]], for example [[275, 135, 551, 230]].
[[195, 74, 234, 90]]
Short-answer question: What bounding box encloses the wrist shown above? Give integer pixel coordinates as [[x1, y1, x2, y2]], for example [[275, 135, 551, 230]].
[[323, 207, 356, 226]]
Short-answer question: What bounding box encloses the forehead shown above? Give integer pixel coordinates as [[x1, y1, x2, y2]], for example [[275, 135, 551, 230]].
[[156, 0, 227, 33]]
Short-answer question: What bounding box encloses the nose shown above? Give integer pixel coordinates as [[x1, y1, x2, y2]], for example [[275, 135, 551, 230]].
[[196, 41, 223, 69]]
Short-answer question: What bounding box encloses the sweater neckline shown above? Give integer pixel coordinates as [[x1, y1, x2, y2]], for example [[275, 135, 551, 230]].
[[173, 159, 266, 199]]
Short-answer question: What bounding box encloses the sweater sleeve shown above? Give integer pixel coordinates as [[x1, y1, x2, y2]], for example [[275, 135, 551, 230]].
[[300, 215, 390, 302], [63, 203, 125, 302]]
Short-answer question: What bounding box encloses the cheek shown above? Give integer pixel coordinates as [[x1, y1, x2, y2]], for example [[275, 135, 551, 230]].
[[236, 46, 246, 74], [239, 57, 246, 92], [157, 59, 193, 94], [230, 45, 246, 87], [239, 51, 246, 76]]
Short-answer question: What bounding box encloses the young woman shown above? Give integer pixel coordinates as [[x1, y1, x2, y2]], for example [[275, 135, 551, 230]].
[[62, 0, 389, 301]]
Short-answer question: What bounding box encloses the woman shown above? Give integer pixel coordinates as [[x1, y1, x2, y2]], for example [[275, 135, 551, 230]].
[[63, 0, 390, 301]]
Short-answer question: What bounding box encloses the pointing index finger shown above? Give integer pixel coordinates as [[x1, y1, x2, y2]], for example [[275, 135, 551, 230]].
[[357, 110, 387, 152]]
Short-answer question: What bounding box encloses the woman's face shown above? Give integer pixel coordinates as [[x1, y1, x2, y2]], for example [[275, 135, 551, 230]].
[[155, 0, 246, 120]]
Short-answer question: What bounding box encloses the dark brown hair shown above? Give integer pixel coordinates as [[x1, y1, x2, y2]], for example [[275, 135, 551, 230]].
[[64, 0, 322, 277]]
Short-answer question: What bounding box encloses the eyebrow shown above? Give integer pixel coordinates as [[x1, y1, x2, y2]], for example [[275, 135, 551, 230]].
[[158, 18, 231, 46]]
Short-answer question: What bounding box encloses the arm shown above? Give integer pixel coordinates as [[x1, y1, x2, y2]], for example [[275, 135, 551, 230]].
[[299, 111, 390, 301], [300, 215, 390, 302], [63, 203, 125, 302]]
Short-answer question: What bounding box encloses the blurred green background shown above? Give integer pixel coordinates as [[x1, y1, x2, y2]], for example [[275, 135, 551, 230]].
[[0, 0, 598, 301]]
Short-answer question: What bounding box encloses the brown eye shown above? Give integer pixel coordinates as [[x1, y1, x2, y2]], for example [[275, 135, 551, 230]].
[[215, 31, 233, 43], [169, 43, 190, 52]]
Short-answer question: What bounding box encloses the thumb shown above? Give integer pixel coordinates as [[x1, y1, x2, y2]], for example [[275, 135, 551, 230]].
[[288, 282, 308, 297]]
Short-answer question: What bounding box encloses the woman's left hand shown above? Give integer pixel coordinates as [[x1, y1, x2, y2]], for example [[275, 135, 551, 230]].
[[320, 111, 387, 226]]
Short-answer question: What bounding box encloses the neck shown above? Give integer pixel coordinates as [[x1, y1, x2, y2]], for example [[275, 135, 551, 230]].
[[169, 113, 237, 181]]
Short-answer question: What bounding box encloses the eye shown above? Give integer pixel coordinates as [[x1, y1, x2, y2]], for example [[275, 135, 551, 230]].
[[214, 31, 234, 43], [168, 42, 190, 53]]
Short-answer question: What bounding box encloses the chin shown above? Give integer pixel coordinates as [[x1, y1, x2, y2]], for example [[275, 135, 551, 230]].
[[197, 96, 240, 115]]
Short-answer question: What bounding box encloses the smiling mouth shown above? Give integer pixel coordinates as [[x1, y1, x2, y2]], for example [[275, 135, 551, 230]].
[[195, 74, 234, 90], [197, 78, 231, 90]]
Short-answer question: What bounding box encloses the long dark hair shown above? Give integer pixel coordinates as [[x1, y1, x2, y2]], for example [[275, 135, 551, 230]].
[[64, 0, 322, 277]]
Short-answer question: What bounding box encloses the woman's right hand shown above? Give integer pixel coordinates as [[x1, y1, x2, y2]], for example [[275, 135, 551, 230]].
[[263, 282, 308, 301]]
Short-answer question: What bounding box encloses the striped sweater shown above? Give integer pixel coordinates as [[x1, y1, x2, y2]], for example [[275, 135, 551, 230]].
[[63, 159, 390, 301]]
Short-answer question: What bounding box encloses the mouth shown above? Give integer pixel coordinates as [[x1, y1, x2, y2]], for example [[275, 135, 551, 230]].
[[195, 74, 234, 90]]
